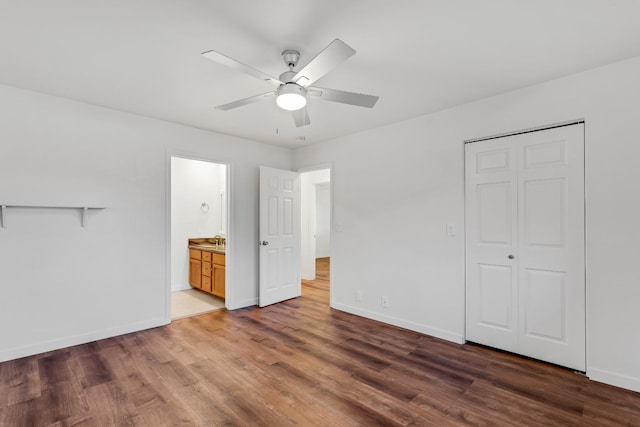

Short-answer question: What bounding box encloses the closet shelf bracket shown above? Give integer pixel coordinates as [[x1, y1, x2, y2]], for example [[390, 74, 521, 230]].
[[0, 205, 105, 228]]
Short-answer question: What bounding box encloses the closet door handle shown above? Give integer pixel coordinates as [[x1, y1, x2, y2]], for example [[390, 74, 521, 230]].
[[508, 254, 515, 259]]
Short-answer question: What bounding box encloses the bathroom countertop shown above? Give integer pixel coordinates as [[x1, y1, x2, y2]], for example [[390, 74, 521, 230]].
[[188, 238, 226, 254], [188, 243, 225, 254]]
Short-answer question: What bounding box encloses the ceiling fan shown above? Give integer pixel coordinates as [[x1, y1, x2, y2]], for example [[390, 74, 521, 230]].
[[201, 39, 379, 127]]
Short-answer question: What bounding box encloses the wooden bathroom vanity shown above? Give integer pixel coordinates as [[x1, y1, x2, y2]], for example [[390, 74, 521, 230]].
[[188, 238, 225, 299]]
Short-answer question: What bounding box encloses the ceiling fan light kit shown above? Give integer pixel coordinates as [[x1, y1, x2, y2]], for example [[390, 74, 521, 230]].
[[202, 39, 379, 128], [276, 83, 307, 111]]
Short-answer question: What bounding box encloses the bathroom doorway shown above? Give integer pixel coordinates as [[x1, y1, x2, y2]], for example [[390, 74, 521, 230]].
[[170, 156, 229, 320], [300, 167, 332, 304]]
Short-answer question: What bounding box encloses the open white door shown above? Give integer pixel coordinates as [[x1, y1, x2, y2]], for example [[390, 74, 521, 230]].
[[259, 166, 301, 307]]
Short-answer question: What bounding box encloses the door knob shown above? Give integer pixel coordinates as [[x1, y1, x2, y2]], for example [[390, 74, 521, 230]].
[[508, 254, 515, 259], [260, 241, 269, 246]]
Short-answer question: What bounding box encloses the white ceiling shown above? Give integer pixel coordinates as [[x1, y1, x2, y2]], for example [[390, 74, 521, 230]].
[[2, 1, 640, 148]]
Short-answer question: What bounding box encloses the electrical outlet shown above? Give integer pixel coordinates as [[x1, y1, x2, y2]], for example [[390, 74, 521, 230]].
[[381, 296, 389, 308], [355, 290, 363, 302], [446, 223, 456, 237]]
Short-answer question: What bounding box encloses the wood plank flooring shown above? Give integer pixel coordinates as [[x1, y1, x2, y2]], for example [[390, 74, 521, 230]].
[[1, 257, 639, 426]]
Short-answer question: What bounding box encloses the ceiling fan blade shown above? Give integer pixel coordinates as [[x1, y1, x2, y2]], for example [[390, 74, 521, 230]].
[[202, 50, 283, 87], [308, 87, 379, 108], [292, 108, 311, 127], [215, 92, 276, 111], [291, 39, 356, 87]]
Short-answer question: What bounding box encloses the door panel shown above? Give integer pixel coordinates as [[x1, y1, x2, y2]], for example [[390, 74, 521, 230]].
[[476, 148, 511, 172], [259, 166, 301, 307], [523, 178, 566, 247], [517, 125, 585, 371], [477, 182, 513, 244], [268, 196, 278, 235], [524, 140, 566, 168], [466, 123, 585, 371], [523, 268, 567, 342], [283, 247, 294, 286], [266, 248, 279, 289], [283, 197, 293, 235], [465, 139, 518, 352], [477, 264, 514, 331]]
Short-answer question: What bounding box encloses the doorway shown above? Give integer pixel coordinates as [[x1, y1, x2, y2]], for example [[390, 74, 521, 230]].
[[170, 156, 229, 320], [300, 168, 331, 303]]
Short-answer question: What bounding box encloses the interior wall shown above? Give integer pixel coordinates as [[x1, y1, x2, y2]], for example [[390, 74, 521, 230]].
[[218, 163, 227, 235], [170, 157, 225, 292], [300, 169, 330, 280], [315, 183, 331, 258], [293, 55, 640, 393], [0, 83, 291, 362]]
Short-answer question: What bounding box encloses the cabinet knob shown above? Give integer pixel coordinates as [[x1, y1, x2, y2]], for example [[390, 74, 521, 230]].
[[260, 241, 269, 246], [508, 254, 515, 259]]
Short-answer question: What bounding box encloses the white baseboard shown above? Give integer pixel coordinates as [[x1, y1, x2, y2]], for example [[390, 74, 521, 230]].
[[228, 297, 258, 310], [588, 367, 640, 393], [0, 317, 169, 363], [171, 283, 191, 292], [331, 302, 464, 345]]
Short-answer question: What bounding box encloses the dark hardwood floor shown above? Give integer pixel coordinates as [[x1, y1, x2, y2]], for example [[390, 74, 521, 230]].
[[1, 257, 639, 426]]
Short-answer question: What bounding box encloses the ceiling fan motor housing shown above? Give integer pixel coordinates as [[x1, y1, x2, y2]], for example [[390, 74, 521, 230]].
[[281, 49, 300, 68], [279, 70, 296, 82], [278, 83, 307, 96]]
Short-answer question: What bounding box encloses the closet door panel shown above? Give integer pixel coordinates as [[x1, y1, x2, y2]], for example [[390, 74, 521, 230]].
[[465, 140, 518, 352], [517, 125, 585, 371]]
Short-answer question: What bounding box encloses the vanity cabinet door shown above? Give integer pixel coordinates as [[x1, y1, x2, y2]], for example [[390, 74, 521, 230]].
[[212, 254, 226, 298], [212, 264, 225, 298], [189, 249, 202, 288], [189, 258, 202, 288]]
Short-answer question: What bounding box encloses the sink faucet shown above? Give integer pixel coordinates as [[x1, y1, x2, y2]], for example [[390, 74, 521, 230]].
[[213, 235, 225, 247]]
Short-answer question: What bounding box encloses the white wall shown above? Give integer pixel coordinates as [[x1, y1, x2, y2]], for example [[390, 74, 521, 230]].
[[300, 169, 330, 280], [315, 183, 331, 258], [171, 157, 226, 291], [293, 56, 640, 393], [0, 84, 291, 362]]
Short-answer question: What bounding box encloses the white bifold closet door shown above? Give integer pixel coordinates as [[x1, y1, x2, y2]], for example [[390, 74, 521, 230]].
[[465, 123, 585, 371]]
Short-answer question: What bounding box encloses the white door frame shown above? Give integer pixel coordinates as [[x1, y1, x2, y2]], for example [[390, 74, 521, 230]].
[[298, 163, 334, 306], [166, 152, 233, 322], [314, 182, 332, 259], [463, 119, 587, 371]]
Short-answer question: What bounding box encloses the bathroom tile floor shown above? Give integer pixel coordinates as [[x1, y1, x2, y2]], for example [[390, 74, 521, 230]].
[[171, 289, 225, 320]]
